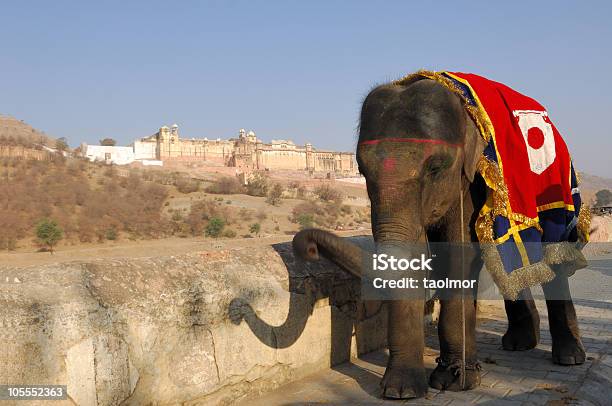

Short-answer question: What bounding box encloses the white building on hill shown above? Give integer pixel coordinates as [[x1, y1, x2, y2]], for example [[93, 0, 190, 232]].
[[83, 145, 135, 165]]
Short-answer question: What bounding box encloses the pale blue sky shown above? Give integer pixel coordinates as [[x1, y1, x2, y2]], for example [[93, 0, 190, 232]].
[[1, 1, 610, 176]]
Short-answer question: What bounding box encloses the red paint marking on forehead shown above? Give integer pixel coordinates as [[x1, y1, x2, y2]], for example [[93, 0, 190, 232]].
[[382, 157, 396, 171], [358, 137, 463, 148]]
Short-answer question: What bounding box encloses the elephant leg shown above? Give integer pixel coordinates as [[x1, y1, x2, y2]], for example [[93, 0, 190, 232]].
[[430, 297, 480, 391], [542, 275, 585, 365], [429, 239, 482, 391], [502, 289, 540, 351], [380, 299, 428, 399]]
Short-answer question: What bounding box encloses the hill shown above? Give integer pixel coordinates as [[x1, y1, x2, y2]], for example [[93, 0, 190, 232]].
[[0, 114, 58, 148], [578, 172, 612, 206]]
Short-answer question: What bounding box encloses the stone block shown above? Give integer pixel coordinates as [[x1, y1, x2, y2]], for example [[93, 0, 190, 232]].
[[66, 334, 138, 406], [0, 236, 387, 405]]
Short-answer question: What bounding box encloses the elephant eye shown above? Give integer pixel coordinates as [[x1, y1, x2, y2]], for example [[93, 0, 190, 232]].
[[425, 155, 451, 178]]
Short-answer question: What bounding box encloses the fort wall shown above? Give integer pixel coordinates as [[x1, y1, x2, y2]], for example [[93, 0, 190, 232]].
[[0, 145, 54, 161], [135, 125, 357, 174]]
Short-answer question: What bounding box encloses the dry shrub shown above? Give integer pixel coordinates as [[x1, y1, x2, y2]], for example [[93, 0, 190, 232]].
[[340, 204, 352, 215], [256, 208, 267, 221], [288, 181, 307, 199], [206, 176, 244, 194], [0, 157, 170, 249], [313, 184, 343, 203], [175, 177, 200, 194], [289, 200, 349, 229], [186, 198, 239, 236], [290, 201, 324, 223], [223, 228, 237, 238], [239, 208, 254, 221], [296, 185, 307, 199], [246, 172, 269, 197], [266, 183, 284, 206], [354, 207, 371, 224]]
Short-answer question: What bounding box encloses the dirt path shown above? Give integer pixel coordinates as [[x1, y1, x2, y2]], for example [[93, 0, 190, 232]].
[[0, 231, 369, 268]]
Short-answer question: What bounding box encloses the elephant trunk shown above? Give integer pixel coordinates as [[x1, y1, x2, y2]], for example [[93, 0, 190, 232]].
[[292, 229, 365, 278]]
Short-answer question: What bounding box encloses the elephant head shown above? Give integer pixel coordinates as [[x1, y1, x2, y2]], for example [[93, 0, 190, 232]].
[[294, 78, 486, 271], [358, 78, 485, 246]]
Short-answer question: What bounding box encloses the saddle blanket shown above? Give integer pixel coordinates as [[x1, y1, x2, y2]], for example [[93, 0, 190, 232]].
[[395, 71, 590, 300]]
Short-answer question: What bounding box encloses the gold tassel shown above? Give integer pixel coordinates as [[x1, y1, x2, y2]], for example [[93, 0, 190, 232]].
[[577, 203, 591, 243], [543, 242, 588, 277], [543, 242, 586, 265], [475, 208, 494, 243]]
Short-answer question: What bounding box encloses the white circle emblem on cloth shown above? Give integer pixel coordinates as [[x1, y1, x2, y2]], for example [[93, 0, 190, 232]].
[[513, 110, 556, 175]]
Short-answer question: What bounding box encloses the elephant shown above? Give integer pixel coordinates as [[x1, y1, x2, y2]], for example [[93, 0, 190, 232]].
[[292, 77, 587, 399]]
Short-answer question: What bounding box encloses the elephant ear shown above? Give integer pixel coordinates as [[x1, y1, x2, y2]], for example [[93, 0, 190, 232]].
[[462, 115, 486, 182]]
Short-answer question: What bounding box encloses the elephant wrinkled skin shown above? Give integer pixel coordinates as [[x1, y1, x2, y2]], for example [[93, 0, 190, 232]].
[[293, 79, 586, 399]]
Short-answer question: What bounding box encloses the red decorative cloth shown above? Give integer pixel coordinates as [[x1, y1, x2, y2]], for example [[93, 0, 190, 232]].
[[394, 71, 590, 299], [446, 72, 574, 220]]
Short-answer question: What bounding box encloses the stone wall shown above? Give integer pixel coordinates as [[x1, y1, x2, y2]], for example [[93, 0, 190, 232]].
[[0, 237, 386, 405], [133, 140, 157, 160], [140, 125, 358, 174], [257, 148, 308, 171], [0, 145, 53, 161]]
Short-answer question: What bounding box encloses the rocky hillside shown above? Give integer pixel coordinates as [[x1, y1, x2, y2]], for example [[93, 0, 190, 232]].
[[0, 114, 57, 147]]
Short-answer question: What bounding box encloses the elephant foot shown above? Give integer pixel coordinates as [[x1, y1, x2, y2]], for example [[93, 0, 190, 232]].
[[552, 335, 586, 365], [502, 317, 540, 351], [380, 366, 428, 399], [429, 357, 481, 391]]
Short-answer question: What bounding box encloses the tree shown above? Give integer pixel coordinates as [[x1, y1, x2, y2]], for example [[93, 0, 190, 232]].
[[595, 189, 612, 207], [249, 222, 261, 237], [314, 184, 343, 203], [205, 217, 225, 238], [99, 138, 117, 146], [105, 228, 118, 240], [295, 184, 307, 199], [55, 137, 69, 152], [246, 172, 270, 197], [35, 218, 63, 253], [297, 213, 314, 230], [266, 183, 284, 206]]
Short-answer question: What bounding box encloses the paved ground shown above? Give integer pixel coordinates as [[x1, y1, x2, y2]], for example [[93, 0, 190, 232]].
[[243, 299, 611, 406]]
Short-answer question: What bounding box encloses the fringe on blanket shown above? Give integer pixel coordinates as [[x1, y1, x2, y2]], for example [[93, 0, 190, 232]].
[[394, 70, 591, 300]]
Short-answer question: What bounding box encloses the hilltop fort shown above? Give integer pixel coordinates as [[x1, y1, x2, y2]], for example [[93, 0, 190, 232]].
[[83, 125, 358, 175]]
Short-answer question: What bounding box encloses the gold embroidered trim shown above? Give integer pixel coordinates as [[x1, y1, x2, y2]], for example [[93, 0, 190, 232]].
[[543, 242, 588, 277], [543, 242, 587, 265], [475, 156, 542, 243], [393, 70, 493, 143], [577, 203, 591, 243], [481, 245, 556, 301]]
